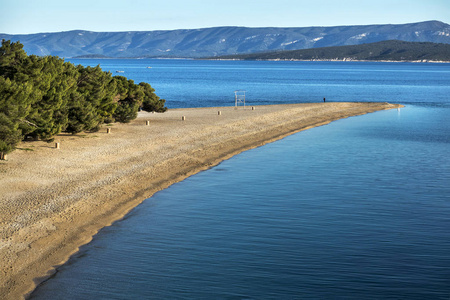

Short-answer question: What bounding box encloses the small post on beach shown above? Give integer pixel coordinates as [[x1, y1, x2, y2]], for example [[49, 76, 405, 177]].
[[55, 142, 60, 149], [1, 153, 7, 160], [107, 128, 111, 134], [218, 111, 221, 115], [146, 120, 150, 126], [252, 106, 255, 110], [182, 116, 186, 121]]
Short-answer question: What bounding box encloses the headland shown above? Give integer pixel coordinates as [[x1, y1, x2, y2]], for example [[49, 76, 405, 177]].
[[0, 102, 402, 299]]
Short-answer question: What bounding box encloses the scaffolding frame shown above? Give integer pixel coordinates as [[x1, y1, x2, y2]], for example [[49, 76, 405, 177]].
[[234, 90, 246, 108]]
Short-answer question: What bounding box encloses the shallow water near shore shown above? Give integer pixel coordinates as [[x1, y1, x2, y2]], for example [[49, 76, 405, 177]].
[[31, 61, 450, 299]]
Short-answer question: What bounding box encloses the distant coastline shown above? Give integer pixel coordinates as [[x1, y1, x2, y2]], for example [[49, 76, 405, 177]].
[[72, 40, 450, 63], [209, 58, 450, 63], [205, 40, 450, 63], [71, 55, 193, 60], [72, 56, 450, 64]]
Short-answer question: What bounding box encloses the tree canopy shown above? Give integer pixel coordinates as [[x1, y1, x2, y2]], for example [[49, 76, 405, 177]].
[[0, 39, 167, 158], [209, 40, 450, 62]]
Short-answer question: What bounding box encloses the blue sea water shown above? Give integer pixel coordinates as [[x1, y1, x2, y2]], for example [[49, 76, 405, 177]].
[[66, 59, 450, 108], [31, 60, 450, 299]]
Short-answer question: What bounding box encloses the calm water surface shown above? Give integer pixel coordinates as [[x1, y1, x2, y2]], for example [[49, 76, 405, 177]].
[[67, 59, 450, 107], [31, 61, 450, 299]]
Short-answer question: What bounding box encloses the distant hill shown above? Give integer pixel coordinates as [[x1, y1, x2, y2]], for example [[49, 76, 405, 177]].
[[209, 40, 450, 62], [1, 21, 450, 58]]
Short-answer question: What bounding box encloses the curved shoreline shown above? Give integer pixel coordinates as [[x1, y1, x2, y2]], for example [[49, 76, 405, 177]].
[[0, 102, 402, 299]]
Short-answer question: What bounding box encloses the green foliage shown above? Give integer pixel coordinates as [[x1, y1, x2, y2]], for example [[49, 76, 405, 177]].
[[113, 100, 140, 123], [25, 55, 77, 139], [0, 77, 34, 155], [0, 39, 167, 157], [112, 76, 143, 123], [66, 65, 118, 133], [140, 82, 167, 113], [0, 40, 28, 79]]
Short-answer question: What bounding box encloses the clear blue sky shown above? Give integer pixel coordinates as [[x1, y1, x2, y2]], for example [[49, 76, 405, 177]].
[[1, 0, 449, 34]]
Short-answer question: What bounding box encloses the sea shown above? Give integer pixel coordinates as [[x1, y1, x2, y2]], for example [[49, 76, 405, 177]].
[[30, 60, 450, 299]]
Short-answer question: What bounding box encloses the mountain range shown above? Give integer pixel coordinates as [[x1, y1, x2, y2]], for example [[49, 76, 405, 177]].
[[1, 21, 449, 58]]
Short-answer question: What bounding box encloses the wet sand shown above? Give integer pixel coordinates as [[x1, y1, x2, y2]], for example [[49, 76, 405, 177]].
[[0, 102, 402, 299]]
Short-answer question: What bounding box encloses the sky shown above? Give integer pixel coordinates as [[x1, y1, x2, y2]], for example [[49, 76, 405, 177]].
[[1, 0, 449, 34]]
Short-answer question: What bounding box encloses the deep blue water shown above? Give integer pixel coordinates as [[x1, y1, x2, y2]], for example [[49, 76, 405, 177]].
[[67, 59, 450, 108], [31, 61, 450, 299]]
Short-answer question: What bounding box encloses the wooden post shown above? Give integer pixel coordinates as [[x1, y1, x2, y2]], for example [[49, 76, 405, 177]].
[[2, 154, 7, 160], [218, 111, 221, 115], [146, 120, 150, 125], [107, 128, 111, 134], [55, 142, 60, 149], [182, 116, 186, 121], [252, 106, 255, 110]]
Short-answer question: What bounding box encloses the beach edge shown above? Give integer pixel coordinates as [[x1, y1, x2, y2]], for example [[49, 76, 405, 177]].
[[0, 102, 403, 299]]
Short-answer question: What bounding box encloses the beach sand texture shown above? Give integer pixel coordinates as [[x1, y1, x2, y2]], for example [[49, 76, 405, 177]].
[[0, 102, 402, 299]]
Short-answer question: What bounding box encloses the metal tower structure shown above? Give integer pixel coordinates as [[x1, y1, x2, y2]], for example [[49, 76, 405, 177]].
[[234, 90, 246, 108]]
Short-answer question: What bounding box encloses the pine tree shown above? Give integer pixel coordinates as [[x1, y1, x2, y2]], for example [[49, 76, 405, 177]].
[[0, 39, 28, 80], [112, 76, 143, 123], [0, 40, 167, 157], [25, 56, 76, 140], [0, 77, 34, 158], [139, 82, 167, 113], [66, 65, 117, 133]]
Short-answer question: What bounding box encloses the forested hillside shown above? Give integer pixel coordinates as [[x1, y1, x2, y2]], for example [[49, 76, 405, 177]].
[[0, 40, 166, 159], [210, 40, 450, 62]]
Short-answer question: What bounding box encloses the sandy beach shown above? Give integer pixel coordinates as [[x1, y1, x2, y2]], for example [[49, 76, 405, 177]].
[[0, 102, 402, 299]]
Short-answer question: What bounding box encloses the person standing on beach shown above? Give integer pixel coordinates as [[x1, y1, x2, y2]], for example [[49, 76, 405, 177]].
[[323, 97, 326, 102]]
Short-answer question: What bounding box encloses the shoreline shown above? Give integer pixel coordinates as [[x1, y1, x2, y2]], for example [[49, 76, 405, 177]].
[[72, 57, 450, 63], [0, 102, 402, 299], [207, 58, 450, 63]]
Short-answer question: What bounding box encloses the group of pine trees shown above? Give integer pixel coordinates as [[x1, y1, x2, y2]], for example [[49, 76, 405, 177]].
[[0, 39, 167, 159]]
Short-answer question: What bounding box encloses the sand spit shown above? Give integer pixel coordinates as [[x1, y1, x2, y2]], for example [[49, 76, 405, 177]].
[[0, 102, 402, 299]]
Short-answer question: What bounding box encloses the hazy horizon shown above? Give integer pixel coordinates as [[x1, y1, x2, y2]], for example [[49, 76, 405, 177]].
[[2, 0, 449, 35]]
